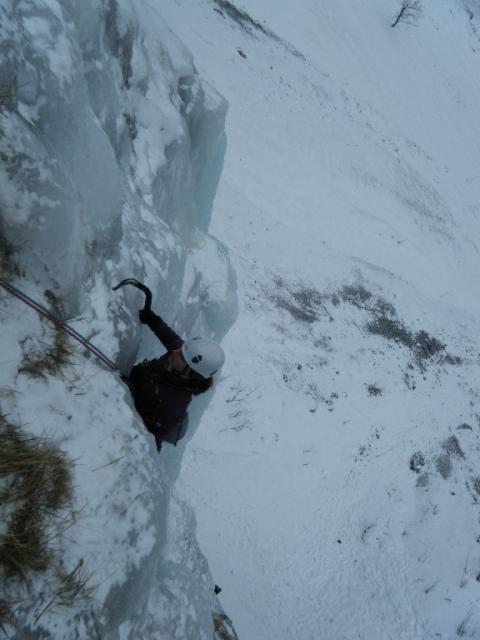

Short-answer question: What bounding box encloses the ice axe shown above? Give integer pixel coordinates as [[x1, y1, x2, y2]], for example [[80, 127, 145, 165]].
[[112, 278, 152, 312]]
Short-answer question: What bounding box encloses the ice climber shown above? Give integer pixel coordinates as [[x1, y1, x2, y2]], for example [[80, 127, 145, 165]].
[[127, 306, 225, 452]]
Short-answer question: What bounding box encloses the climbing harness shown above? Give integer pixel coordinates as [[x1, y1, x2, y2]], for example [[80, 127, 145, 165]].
[[0, 278, 118, 372]]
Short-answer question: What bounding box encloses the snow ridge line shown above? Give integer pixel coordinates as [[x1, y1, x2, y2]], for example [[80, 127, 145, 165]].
[[0, 278, 119, 372]]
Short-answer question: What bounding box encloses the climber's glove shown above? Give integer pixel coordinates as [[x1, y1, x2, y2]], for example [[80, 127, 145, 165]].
[[139, 308, 154, 324]]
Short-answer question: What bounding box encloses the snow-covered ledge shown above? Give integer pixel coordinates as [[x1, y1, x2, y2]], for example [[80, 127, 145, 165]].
[[0, 1, 237, 637]]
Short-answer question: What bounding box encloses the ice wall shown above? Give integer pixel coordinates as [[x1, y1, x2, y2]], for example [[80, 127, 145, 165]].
[[0, 1, 237, 637]]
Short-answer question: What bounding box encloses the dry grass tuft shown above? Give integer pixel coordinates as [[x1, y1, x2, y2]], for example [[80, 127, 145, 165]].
[[19, 290, 74, 378], [213, 613, 239, 640], [0, 417, 73, 580], [0, 416, 94, 625], [34, 559, 95, 624], [0, 220, 18, 279], [55, 559, 94, 606]]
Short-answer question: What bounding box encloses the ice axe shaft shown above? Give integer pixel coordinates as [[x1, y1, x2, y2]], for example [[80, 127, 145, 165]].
[[112, 278, 152, 311]]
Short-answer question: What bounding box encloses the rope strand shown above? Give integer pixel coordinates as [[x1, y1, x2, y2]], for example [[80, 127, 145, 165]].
[[0, 278, 119, 372]]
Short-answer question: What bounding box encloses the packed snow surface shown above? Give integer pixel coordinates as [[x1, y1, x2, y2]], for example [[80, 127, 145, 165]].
[[159, 1, 480, 639]]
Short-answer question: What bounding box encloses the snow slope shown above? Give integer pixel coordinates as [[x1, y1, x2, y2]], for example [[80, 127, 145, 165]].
[[159, 1, 480, 638], [0, 1, 236, 638]]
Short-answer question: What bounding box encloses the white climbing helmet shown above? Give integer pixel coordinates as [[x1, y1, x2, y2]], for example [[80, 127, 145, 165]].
[[182, 337, 225, 378]]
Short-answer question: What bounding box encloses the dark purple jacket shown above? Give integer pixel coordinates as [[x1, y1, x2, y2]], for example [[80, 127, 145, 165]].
[[129, 311, 192, 449]]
